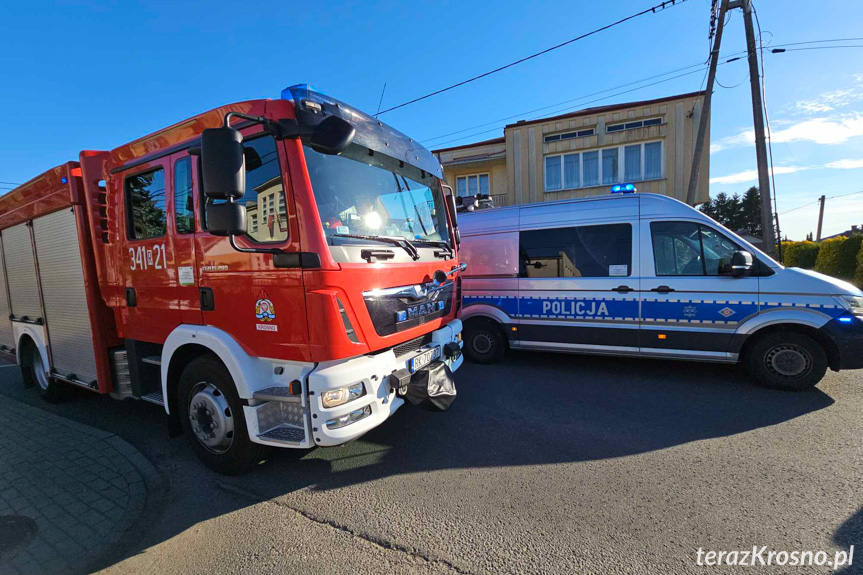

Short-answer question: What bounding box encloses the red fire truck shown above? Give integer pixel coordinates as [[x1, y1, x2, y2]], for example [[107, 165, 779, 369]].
[[0, 85, 465, 473]]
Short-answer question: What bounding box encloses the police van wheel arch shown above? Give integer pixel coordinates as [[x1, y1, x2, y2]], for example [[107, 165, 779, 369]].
[[463, 317, 507, 364], [744, 331, 828, 391], [177, 355, 269, 474]]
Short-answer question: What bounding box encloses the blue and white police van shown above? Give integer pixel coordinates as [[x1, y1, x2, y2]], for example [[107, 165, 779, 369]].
[[457, 189, 863, 390]]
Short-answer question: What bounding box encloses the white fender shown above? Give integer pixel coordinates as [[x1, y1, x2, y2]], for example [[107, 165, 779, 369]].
[[459, 303, 514, 327], [13, 323, 50, 379], [160, 325, 313, 414], [736, 308, 830, 336]]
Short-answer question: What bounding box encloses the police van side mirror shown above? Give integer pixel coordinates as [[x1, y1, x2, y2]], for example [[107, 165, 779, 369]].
[[201, 126, 246, 200], [729, 250, 754, 277]]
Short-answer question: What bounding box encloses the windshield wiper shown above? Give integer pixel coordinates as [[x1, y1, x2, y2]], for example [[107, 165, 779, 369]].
[[330, 233, 420, 261], [413, 239, 454, 258]]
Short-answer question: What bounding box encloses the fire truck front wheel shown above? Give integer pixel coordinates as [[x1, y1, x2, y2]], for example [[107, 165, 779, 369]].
[[178, 356, 269, 474], [20, 337, 66, 403]]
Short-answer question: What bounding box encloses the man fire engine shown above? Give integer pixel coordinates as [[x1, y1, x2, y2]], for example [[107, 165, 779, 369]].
[[0, 84, 465, 473]]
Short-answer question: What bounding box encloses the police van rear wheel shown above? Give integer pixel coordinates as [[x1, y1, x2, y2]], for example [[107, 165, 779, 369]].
[[746, 332, 827, 391], [178, 356, 269, 474], [464, 319, 506, 364]]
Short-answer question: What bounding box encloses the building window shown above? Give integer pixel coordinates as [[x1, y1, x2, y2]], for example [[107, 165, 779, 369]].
[[126, 168, 166, 240], [174, 157, 194, 234], [456, 173, 490, 197], [544, 128, 595, 143], [543, 141, 663, 192], [520, 223, 632, 278], [250, 213, 258, 233], [606, 117, 662, 133]]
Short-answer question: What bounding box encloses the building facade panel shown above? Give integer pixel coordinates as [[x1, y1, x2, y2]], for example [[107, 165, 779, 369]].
[[435, 91, 708, 209]]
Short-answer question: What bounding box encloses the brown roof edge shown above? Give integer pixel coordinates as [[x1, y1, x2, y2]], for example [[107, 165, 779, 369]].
[[504, 90, 706, 130], [432, 137, 506, 154]]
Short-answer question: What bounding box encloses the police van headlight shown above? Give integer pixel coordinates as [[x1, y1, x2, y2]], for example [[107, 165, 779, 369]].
[[321, 382, 366, 408], [836, 295, 863, 316]]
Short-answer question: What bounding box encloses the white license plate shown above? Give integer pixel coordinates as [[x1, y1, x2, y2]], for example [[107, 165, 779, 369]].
[[409, 347, 441, 373]]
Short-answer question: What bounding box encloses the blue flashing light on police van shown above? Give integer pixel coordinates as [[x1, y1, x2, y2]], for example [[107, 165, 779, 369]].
[[61, 177, 68, 184], [838, 316, 854, 323], [610, 183, 637, 194]]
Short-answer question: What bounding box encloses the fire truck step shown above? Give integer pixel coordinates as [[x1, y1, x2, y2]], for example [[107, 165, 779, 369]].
[[141, 355, 162, 366], [253, 387, 302, 403], [141, 392, 164, 406], [258, 425, 305, 444]]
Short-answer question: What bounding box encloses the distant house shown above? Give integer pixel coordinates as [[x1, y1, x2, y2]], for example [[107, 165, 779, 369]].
[[822, 224, 862, 241], [433, 91, 709, 208]]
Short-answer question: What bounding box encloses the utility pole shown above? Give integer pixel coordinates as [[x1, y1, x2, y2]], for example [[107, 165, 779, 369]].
[[686, 0, 728, 206], [738, 0, 777, 255], [816, 195, 826, 241]]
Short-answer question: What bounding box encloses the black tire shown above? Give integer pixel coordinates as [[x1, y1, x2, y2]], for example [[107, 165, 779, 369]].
[[463, 319, 507, 364], [178, 356, 269, 474], [20, 339, 66, 403], [745, 332, 828, 391]]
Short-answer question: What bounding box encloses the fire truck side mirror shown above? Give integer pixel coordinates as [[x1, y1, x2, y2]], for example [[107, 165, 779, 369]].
[[207, 202, 247, 237], [310, 116, 356, 155], [201, 126, 246, 200]]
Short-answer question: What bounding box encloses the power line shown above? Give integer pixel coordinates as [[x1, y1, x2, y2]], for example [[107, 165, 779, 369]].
[[780, 190, 863, 215], [421, 36, 853, 149], [0, 181, 21, 186], [376, 0, 695, 116], [772, 45, 863, 53]]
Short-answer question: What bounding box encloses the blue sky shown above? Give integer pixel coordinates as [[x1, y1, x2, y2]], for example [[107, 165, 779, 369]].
[[1, 0, 860, 240]]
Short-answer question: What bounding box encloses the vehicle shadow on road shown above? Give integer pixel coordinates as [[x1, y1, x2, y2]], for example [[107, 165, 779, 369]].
[[240, 351, 835, 494], [834, 507, 863, 574]]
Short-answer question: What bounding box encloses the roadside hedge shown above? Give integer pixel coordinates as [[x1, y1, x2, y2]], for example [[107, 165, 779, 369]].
[[837, 235, 863, 279], [856, 241, 863, 287], [814, 236, 847, 277], [782, 241, 820, 269]]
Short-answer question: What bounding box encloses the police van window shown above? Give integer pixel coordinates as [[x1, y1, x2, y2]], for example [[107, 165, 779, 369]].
[[651, 222, 740, 276], [174, 157, 194, 234], [519, 224, 632, 278], [125, 169, 166, 240], [204, 135, 288, 243]]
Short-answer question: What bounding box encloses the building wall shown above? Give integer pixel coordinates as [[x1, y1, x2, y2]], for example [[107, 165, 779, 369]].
[[437, 93, 709, 208]]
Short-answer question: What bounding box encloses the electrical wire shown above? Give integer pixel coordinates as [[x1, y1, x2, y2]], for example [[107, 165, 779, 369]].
[[779, 190, 863, 215], [772, 45, 863, 53], [376, 0, 695, 116]]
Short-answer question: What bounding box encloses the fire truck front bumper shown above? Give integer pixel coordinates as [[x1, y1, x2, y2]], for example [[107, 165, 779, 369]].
[[306, 319, 463, 447]]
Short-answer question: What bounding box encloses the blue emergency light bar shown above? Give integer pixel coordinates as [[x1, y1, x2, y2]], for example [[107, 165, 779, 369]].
[[610, 183, 637, 194], [280, 83, 321, 101]]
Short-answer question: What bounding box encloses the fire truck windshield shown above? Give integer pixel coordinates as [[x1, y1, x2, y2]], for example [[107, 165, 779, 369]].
[[304, 143, 451, 251]]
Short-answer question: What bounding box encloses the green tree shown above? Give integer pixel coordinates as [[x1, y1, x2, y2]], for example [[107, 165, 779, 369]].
[[699, 187, 762, 236], [814, 236, 847, 277]]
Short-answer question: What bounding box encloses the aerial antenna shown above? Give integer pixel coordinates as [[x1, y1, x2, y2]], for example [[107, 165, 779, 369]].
[[375, 82, 387, 117]]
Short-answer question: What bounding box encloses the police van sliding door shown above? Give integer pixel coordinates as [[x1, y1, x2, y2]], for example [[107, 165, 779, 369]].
[[516, 198, 640, 354], [640, 220, 758, 359]]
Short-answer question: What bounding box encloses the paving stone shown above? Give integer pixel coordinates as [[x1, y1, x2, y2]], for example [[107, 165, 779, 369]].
[[0, 398, 157, 575]]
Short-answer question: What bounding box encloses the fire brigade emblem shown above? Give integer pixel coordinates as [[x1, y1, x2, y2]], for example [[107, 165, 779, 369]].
[[255, 291, 276, 322]]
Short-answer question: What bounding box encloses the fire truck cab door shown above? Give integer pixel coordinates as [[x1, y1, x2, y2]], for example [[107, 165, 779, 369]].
[[119, 156, 185, 343], [169, 151, 204, 326]]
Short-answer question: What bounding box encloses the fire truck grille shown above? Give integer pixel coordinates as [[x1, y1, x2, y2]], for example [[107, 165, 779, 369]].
[[393, 334, 433, 358], [363, 282, 454, 336]]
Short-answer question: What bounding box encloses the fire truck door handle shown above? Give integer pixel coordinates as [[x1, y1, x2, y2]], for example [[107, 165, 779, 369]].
[[199, 288, 215, 311], [125, 288, 137, 307]]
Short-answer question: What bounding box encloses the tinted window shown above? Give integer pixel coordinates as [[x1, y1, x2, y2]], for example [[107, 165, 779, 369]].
[[651, 222, 740, 276], [126, 169, 166, 240], [174, 157, 194, 234], [520, 224, 632, 278]]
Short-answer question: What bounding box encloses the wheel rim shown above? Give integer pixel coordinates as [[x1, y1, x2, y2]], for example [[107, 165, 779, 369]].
[[188, 382, 235, 454], [32, 350, 49, 391], [765, 344, 812, 379], [471, 331, 495, 355]]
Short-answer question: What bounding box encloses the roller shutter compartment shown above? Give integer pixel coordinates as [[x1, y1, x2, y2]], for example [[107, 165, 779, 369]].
[[3, 223, 41, 320], [0, 236, 12, 348], [33, 209, 98, 383]]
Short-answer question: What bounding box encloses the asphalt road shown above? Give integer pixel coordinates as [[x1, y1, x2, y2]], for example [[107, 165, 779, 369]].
[[1, 352, 861, 575]]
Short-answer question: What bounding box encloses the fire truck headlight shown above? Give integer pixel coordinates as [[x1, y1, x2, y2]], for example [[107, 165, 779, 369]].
[[321, 382, 366, 408]]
